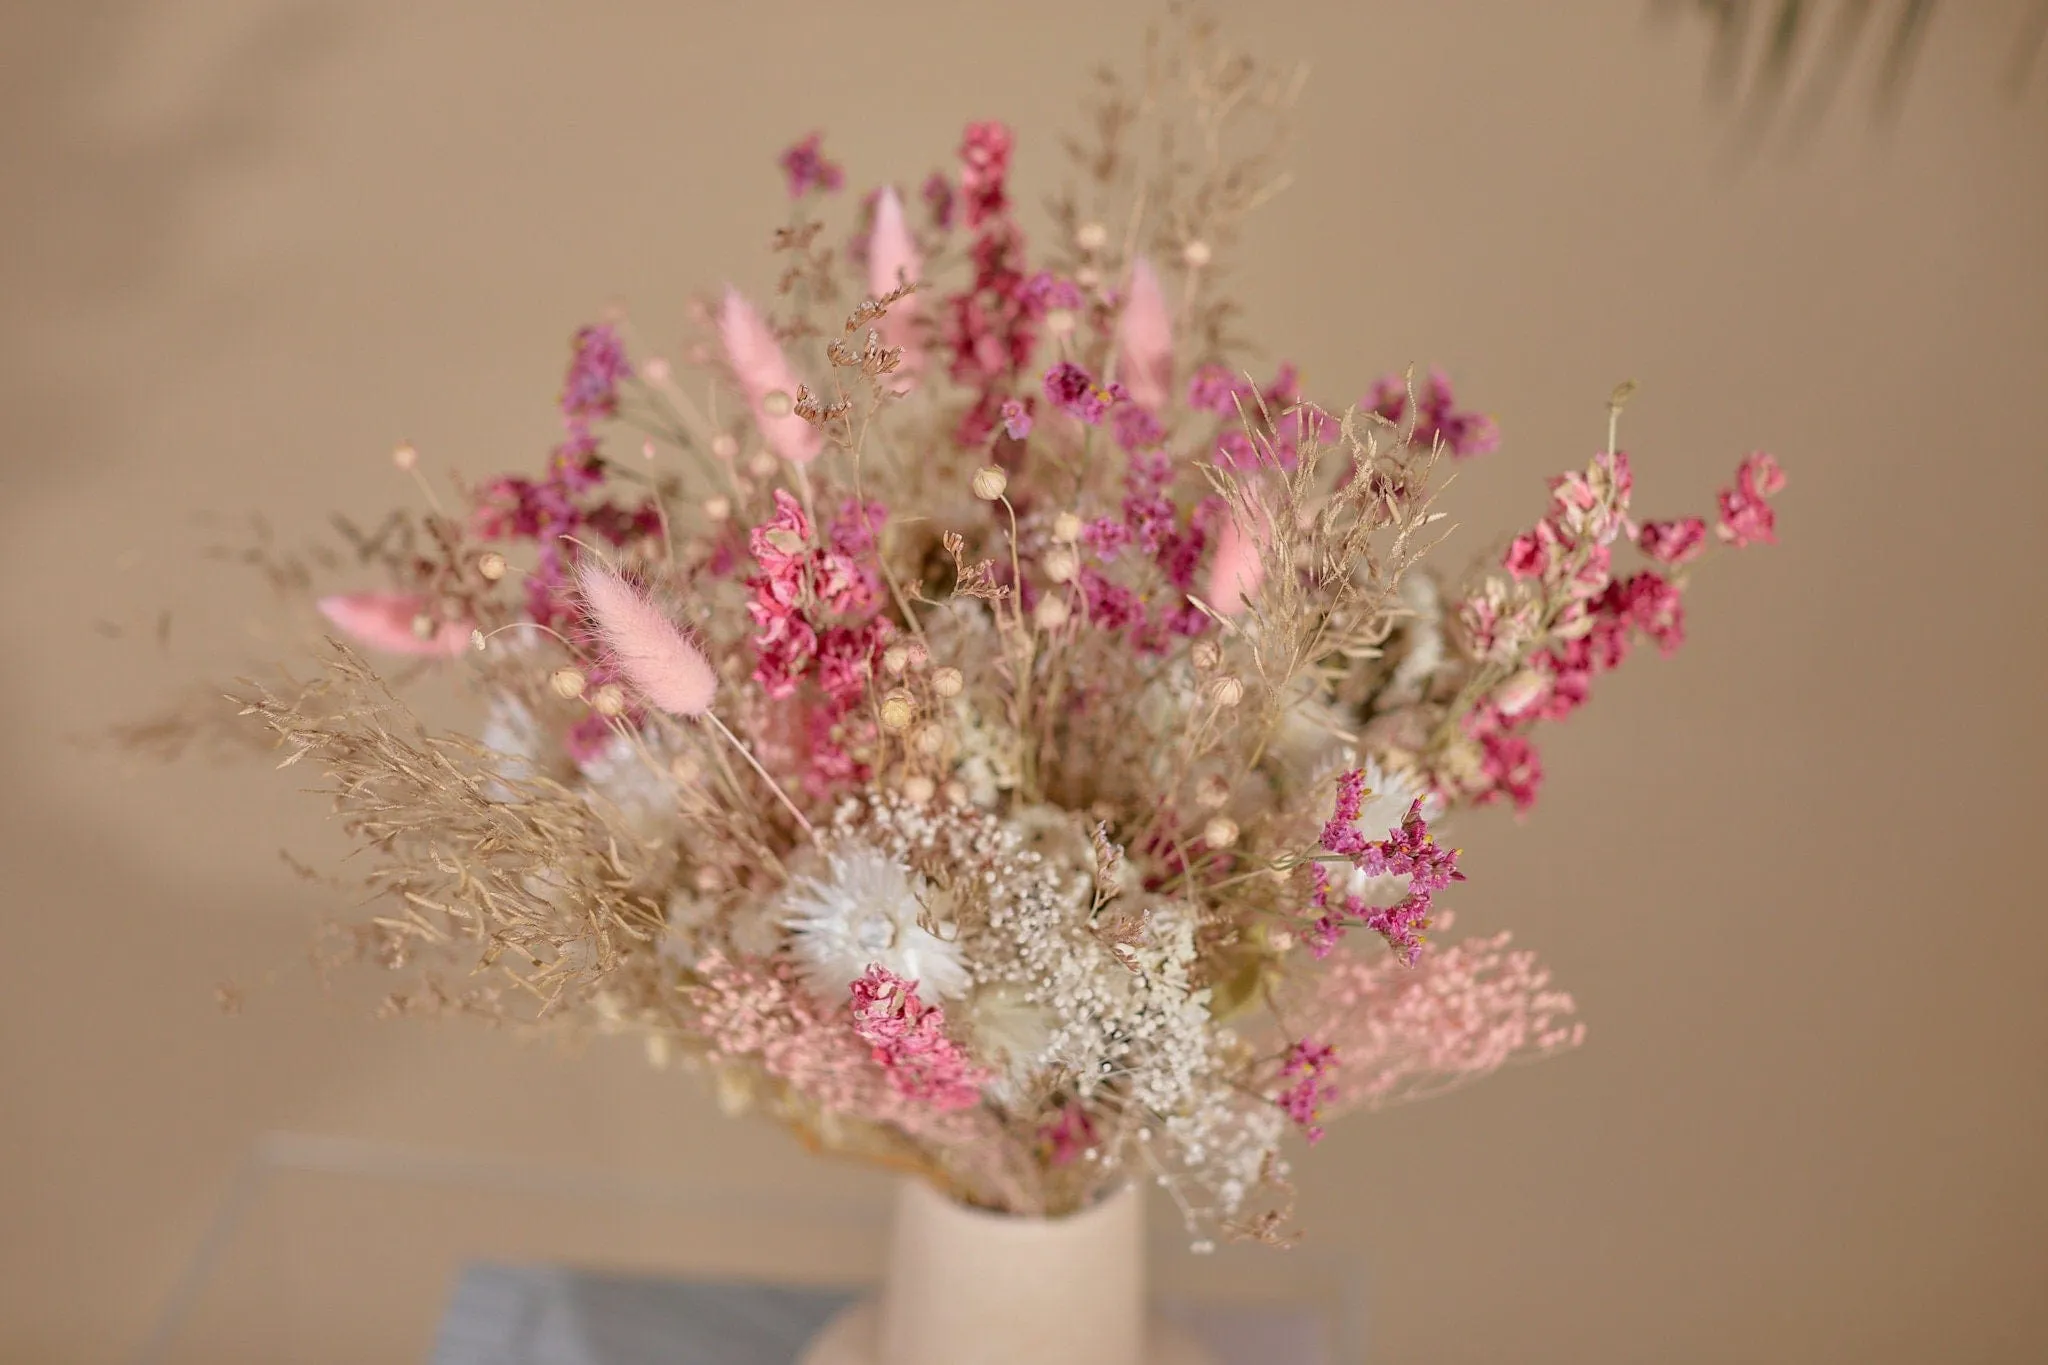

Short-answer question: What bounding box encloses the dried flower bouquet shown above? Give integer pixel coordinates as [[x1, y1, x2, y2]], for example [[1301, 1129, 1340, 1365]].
[[179, 17, 1783, 1249]]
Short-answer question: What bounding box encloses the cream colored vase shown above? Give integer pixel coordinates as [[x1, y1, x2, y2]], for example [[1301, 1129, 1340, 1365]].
[[799, 1178, 1216, 1365]]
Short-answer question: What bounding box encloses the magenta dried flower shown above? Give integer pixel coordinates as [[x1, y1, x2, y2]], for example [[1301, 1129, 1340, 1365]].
[[777, 131, 845, 198]]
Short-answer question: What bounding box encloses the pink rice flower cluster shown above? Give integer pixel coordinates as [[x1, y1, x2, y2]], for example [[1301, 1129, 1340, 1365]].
[[1366, 367, 1500, 460], [1289, 931, 1585, 1112], [777, 131, 844, 198], [689, 954, 988, 1142], [849, 965, 991, 1111], [1307, 774, 1463, 965], [1276, 1039, 1338, 1144]]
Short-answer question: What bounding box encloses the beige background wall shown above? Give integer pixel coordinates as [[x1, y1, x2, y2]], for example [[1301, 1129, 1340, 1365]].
[[3, 2, 2045, 1361]]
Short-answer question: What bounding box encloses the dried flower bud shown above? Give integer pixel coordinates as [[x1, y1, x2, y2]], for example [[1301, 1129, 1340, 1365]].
[[693, 865, 725, 892], [931, 666, 964, 697], [669, 753, 702, 783], [883, 642, 913, 675], [591, 682, 627, 716], [1044, 546, 1078, 583], [702, 495, 731, 522], [1182, 239, 1212, 268], [942, 780, 969, 805], [641, 439, 657, 461], [746, 450, 777, 478], [1052, 511, 1084, 543], [550, 668, 588, 699], [1196, 774, 1231, 808], [902, 775, 936, 804], [642, 356, 672, 385], [972, 466, 1008, 501], [1190, 639, 1221, 671], [476, 551, 508, 581], [410, 612, 437, 640], [1268, 930, 1295, 954], [1033, 595, 1071, 630], [391, 441, 418, 471], [1075, 266, 1100, 290], [761, 388, 793, 418], [470, 629, 487, 652], [879, 689, 918, 730], [1045, 308, 1077, 337], [913, 723, 946, 756], [711, 434, 739, 461], [1203, 817, 1239, 849], [1495, 668, 1549, 717], [1210, 676, 1245, 708], [1075, 221, 1109, 251], [905, 640, 929, 669]]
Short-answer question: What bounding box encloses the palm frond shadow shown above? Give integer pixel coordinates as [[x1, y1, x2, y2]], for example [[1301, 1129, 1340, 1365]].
[[1658, 0, 2046, 147]]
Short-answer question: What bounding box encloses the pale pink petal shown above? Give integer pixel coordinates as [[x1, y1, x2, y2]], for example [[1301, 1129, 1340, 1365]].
[[717, 286, 823, 465], [1205, 514, 1265, 614], [866, 186, 922, 373], [575, 559, 718, 716], [1115, 256, 1173, 411], [317, 592, 471, 657]]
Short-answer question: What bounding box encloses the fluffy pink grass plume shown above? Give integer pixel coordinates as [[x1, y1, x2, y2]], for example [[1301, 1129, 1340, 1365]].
[[317, 592, 471, 657], [574, 558, 717, 716], [1205, 514, 1265, 614], [867, 186, 923, 371], [1115, 255, 1173, 410], [717, 286, 823, 464]]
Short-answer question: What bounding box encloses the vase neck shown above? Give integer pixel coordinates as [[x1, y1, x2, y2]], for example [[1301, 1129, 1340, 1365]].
[[878, 1178, 1147, 1365]]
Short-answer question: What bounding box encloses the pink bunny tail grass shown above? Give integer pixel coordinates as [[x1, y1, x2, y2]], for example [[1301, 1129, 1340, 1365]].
[[867, 186, 923, 372], [1115, 255, 1173, 411], [573, 559, 717, 716], [317, 592, 472, 657], [717, 286, 822, 465], [1205, 515, 1266, 614]]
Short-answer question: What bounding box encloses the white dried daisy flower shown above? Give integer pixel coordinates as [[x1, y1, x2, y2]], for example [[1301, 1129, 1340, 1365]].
[[1382, 569, 1446, 704], [780, 844, 970, 1003], [966, 981, 1055, 1097], [576, 732, 679, 845]]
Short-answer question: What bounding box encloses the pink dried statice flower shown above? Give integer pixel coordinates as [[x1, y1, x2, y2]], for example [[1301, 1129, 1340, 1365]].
[[1368, 367, 1499, 459], [745, 490, 884, 699], [777, 131, 845, 198], [1718, 451, 1786, 547], [849, 965, 990, 1111], [1043, 360, 1126, 424], [1042, 1102, 1098, 1166], [958, 120, 1013, 229], [690, 955, 986, 1144], [560, 324, 633, 421], [1637, 516, 1709, 566], [920, 171, 956, 230], [1310, 776, 1463, 964], [1276, 1039, 1338, 1144], [1000, 398, 1034, 440]]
